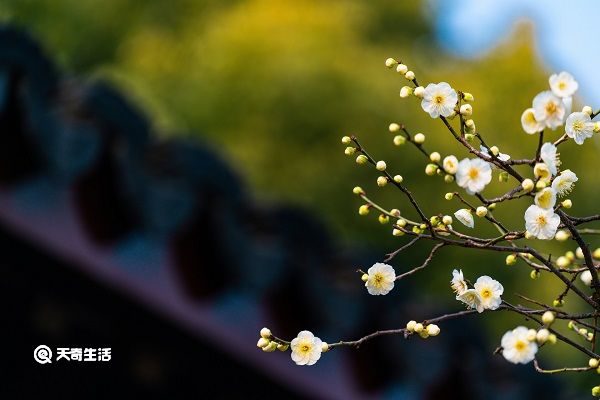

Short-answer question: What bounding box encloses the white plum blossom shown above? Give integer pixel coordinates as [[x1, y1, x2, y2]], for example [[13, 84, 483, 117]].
[[534, 163, 551, 183], [454, 209, 474, 228], [549, 71, 578, 98], [421, 82, 458, 118], [290, 331, 323, 366], [474, 276, 504, 311], [501, 326, 538, 364], [532, 91, 566, 129], [534, 187, 557, 210], [565, 112, 594, 145], [539, 142, 560, 176], [455, 158, 492, 194], [443, 155, 459, 175], [451, 269, 468, 295], [457, 289, 484, 313], [365, 263, 396, 295], [524, 205, 560, 240], [552, 169, 578, 197], [581, 270, 593, 287], [480, 145, 510, 162], [521, 108, 544, 134]]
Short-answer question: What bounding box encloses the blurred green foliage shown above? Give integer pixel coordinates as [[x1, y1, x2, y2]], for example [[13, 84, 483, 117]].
[[2, 0, 599, 387]]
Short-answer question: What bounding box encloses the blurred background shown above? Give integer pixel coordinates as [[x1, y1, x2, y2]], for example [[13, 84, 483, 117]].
[[1, 0, 599, 398]]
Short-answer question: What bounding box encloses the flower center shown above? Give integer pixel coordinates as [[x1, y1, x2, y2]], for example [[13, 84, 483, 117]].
[[468, 167, 479, 179], [545, 101, 557, 114], [572, 120, 584, 132], [481, 289, 492, 299], [536, 215, 547, 226], [515, 340, 526, 352], [558, 81, 567, 90], [301, 344, 311, 353], [434, 95, 445, 105], [374, 273, 384, 286]]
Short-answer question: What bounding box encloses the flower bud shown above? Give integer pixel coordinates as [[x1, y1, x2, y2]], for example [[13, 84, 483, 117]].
[[413, 133, 425, 144], [260, 327, 272, 339], [345, 146, 356, 155], [393, 175, 403, 183], [499, 171, 509, 183], [582, 105, 593, 115], [535, 180, 547, 190], [406, 320, 417, 332], [534, 163, 551, 181], [377, 176, 388, 187], [547, 334, 557, 344], [475, 206, 488, 217], [506, 254, 517, 266], [445, 192, 454, 200], [590, 358, 599, 368], [568, 321, 575, 330], [321, 342, 329, 352], [388, 123, 401, 133], [556, 256, 570, 268], [530, 270, 540, 280], [526, 329, 537, 341], [393, 135, 406, 146], [418, 330, 429, 339], [594, 248, 600, 259], [425, 164, 438, 176], [361, 273, 369, 282], [576, 247, 584, 259], [555, 230, 570, 241], [525, 231, 533, 239], [553, 299, 564, 307], [444, 174, 454, 183], [521, 179, 534, 192], [385, 57, 397, 68], [277, 343, 289, 351], [396, 63, 408, 74], [400, 86, 413, 98], [595, 122, 600, 133], [459, 104, 472, 116], [358, 205, 370, 215], [561, 199, 572, 209], [442, 215, 453, 225], [353, 186, 364, 195], [536, 328, 550, 344], [356, 154, 368, 164], [378, 214, 389, 224], [579, 328, 588, 336], [257, 338, 270, 348], [542, 311, 555, 325], [413, 323, 424, 333], [404, 70, 415, 80], [396, 218, 406, 227], [462, 92, 474, 102], [263, 341, 278, 352], [593, 386, 600, 397], [465, 119, 475, 129], [464, 133, 475, 142], [390, 209, 401, 217], [426, 324, 440, 336], [413, 86, 425, 98], [376, 160, 387, 171], [565, 250, 574, 261], [341, 136, 351, 144], [581, 270, 593, 286], [392, 228, 404, 236], [429, 152, 441, 163]]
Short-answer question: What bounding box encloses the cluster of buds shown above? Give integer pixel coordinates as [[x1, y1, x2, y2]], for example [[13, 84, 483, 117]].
[[405, 320, 440, 339], [256, 328, 288, 353]]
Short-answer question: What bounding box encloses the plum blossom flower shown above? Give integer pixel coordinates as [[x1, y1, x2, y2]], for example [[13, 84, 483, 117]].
[[291, 331, 322, 366], [365, 263, 395, 295], [421, 82, 458, 118], [565, 112, 594, 145], [552, 169, 578, 197], [534, 163, 551, 183], [534, 187, 557, 210], [539, 142, 560, 176], [443, 155, 459, 174], [473, 276, 504, 311], [549, 71, 578, 98], [521, 108, 544, 134], [456, 289, 484, 313], [533, 91, 566, 129], [524, 205, 560, 240], [456, 158, 492, 194], [454, 209, 474, 228], [501, 326, 538, 364], [451, 269, 468, 295]]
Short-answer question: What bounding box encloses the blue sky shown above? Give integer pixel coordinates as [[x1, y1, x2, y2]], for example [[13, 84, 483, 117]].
[[431, 0, 600, 105]]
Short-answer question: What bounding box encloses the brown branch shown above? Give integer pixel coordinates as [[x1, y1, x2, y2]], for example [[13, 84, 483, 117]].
[[395, 243, 445, 281]]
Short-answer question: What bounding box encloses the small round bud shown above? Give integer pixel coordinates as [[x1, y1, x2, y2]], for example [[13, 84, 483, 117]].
[[358, 205, 370, 215], [535, 180, 547, 191], [462, 92, 474, 102], [556, 256, 570, 268], [396, 218, 406, 227], [464, 133, 475, 142], [393, 175, 403, 183], [488, 203, 496, 210], [263, 341, 278, 352], [445, 192, 454, 200], [413, 86, 424, 98], [499, 171, 509, 183], [593, 386, 600, 397], [530, 270, 540, 280], [489, 146, 500, 156], [568, 321, 575, 329], [389, 123, 401, 133], [413, 323, 424, 333], [277, 343, 289, 352], [581, 270, 593, 286], [475, 206, 488, 218], [430, 216, 439, 225], [576, 247, 584, 259], [595, 122, 600, 133], [597, 366, 600, 375], [404, 70, 415, 80], [561, 199, 572, 209], [459, 104, 472, 116], [400, 86, 413, 98], [257, 338, 270, 348], [526, 329, 537, 342], [465, 119, 475, 128], [536, 328, 550, 344], [418, 330, 429, 339], [390, 209, 401, 217], [377, 176, 388, 187], [542, 311, 555, 325], [356, 154, 368, 164], [553, 299, 564, 308], [396, 63, 408, 74], [406, 320, 417, 332], [547, 334, 557, 344], [413, 133, 425, 144], [393, 135, 406, 146], [555, 230, 570, 241], [505, 254, 517, 266], [429, 152, 441, 163], [583, 105, 593, 116], [594, 248, 600, 259], [579, 328, 588, 336], [566, 251, 575, 261], [260, 327, 272, 339], [425, 164, 438, 176], [385, 57, 397, 68], [353, 186, 364, 195], [321, 342, 329, 352], [376, 160, 387, 171], [426, 324, 440, 337], [444, 174, 454, 183], [521, 179, 534, 192], [525, 231, 533, 239], [361, 273, 369, 282], [345, 146, 356, 155], [590, 358, 599, 368], [379, 214, 389, 224], [442, 215, 453, 225], [392, 228, 404, 236], [341, 136, 351, 144]]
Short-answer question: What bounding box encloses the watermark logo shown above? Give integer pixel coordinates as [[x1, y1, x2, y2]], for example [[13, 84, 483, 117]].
[[34, 346, 111, 364]]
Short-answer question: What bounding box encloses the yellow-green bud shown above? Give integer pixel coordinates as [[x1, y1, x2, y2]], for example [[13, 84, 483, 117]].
[[536, 328, 550, 344], [418, 330, 429, 339], [377, 176, 388, 187], [442, 215, 453, 225], [445, 192, 454, 200], [263, 341, 278, 352], [555, 230, 570, 241], [341, 136, 351, 144], [413, 86, 424, 98], [505, 254, 517, 266], [414, 133, 426, 144], [590, 358, 600, 368], [404, 70, 415, 80], [257, 338, 270, 348], [396, 218, 407, 227], [553, 299, 564, 308], [379, 214, 389, 224], [444, 174, 455, 183], [426, 324, 440, 337], [394, 175, 403, 183], [579, 328, 588, 336], [321, 342, 329, 352], [260, 327, 272, 339], [406, 320, 417, 332], [499, 171, 509, 182], [465, 119, 475, 129], [390, 209, 401, 217], [462, 92, 474, 102], [345, 146, 356, 155], [376, 160, 387, 171], [393, 135, 406, 146], [464, 133, 475, 142], [521, 178, 534, 192], [277, 343, 289, 352], [489, 146, 500, 156], [594, 248, 600, 259], [459, 104, 473, 116], [556, 256, 570, 268], [425, 164, 438, 176], [595, 122, 600, 133], [530, 270, 540, 280], [359, 205, 370, 215], [475, 206, 488, 217], [568, 321, 575, 329], [573, 249, 582, 260], [430, 216, 440, 225], [429, 152, 441, 163], [392, 229, 404, 236], [547, 333, 557, 344], [353, 186, 364, 195], [582, 105, 593, 116], [400, 86, 413, 98], [593, 386, 600, 397], [396, 63, 408, 74], [535, 180, 547, 190], [385, 57, 397, 68], [356, 154, 368, 164], [542, 311, 555, 325], [488, 203, 496, 210], [389, 123, 401, 133], [413, 323, 424, 333], [562, 199, 572, 209]]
